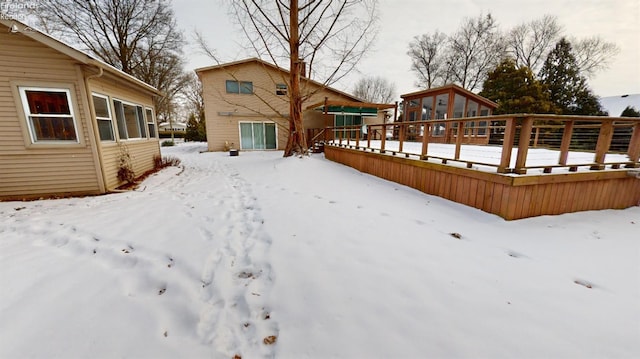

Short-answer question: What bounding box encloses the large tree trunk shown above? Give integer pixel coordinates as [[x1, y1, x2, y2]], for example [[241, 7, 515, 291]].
[[283, 0, 308, 157]]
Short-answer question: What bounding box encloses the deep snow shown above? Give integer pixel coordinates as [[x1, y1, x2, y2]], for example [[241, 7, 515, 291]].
[[1, 142, 639, 358]]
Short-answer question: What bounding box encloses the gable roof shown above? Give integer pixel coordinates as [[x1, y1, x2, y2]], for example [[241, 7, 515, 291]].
[[401, 84, 498, 108], [195, 57, 363, 103], [0, 19, 161, 96]]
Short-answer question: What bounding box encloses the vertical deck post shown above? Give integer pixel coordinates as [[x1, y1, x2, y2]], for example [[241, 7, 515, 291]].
[[355, 127, 360, 149], [454, 121, 464, 160], [367, 125, 371, 148], [533, 127, 540, 147], [627, 122, 640, 167], [514, 116, 533, 174], [591, 119, 614, 170], [398, 122, 405, 153], [498, 117, 516, 173], [558, 120, 574, 165], [380, 123, 386, 153], [421, 123, 430, 160]]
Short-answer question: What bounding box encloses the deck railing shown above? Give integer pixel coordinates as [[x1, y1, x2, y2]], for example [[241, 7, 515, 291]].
[[324, 114, 640, 174]]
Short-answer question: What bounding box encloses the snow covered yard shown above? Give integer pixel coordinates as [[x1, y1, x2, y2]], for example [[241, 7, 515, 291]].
[[1, 142, 639, 358]]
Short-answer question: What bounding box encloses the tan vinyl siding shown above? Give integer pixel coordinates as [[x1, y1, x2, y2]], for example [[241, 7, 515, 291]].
[[0, 28, 102, 199], [100, 141, 159, 190], [90, 75, 156, 107], [88, 75, 160, 190], [0, 153, 99, 195], [200, 61, 362, 151], [89, 76, 160, 190]]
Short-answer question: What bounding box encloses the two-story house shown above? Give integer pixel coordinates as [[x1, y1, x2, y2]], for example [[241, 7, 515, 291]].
[[195, 58, 395, 152]]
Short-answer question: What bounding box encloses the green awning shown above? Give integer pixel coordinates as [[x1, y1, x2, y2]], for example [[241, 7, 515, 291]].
[[321, 105, 379, 117]]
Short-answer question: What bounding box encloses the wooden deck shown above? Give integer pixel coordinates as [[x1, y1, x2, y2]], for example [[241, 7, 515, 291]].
[[322, 115, 640, 220], [325, 146, 639, 220]]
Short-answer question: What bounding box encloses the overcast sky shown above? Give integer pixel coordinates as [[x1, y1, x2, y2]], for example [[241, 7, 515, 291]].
[[173, 0, 640, 100]]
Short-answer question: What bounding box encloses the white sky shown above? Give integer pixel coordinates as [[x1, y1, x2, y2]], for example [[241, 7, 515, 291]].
[[172, 0, 640, 99]]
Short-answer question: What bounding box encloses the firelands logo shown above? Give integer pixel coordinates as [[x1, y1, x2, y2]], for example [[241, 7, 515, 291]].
[[1, 0, 40, 21]]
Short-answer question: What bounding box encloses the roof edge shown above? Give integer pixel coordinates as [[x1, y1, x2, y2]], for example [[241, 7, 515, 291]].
[[0, 19, 162, 96], [401, 84, 498, 107], [195, 57, 362, 103]]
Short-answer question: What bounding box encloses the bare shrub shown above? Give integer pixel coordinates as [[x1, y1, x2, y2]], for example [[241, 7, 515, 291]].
[[154, 155, 182, 169]]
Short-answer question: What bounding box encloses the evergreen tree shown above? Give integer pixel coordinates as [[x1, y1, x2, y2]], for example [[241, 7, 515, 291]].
[[479, 58, 557, 114], [620, 106, 640, 117], [185, 113, 207, 142], [539, 38, 607, 115]]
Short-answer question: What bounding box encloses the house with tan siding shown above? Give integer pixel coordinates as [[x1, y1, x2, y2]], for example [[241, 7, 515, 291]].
[[195, 58, 395, 152], [0, 19, 162, 200]]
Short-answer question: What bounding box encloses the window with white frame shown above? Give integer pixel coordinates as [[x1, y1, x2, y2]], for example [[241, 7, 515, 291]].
[[113, 99, 146, 139], [19, 87, 79, 143], [145, 108, 156, 138], [92, 93, 115, 141]]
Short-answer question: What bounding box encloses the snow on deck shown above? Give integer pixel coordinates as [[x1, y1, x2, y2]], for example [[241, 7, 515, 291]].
[[336, 140, 631, 174]]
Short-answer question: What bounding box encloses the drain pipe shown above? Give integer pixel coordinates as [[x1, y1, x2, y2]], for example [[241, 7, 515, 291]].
[[83, 65, 108, 192]]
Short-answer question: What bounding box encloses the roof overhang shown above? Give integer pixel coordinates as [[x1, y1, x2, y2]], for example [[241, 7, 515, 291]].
[[401, 84, 498, 109], [195, 58, 367, 103], [307, 100, 396, 117], [0, 19, 162, 97]]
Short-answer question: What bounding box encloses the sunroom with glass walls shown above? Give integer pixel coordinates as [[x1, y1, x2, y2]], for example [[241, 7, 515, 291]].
[[400, 84, 497, 145]]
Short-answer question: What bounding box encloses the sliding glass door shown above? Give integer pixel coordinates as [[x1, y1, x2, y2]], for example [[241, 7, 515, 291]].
[[239, 122, 277, 150]]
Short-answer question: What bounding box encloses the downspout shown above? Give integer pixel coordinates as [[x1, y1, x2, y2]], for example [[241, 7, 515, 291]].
[[83, 65, 108, 192]]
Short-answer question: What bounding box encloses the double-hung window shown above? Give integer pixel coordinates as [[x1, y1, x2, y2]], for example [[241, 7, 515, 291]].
[[145, 108, 156, 138], [226, 80, 253, 94], [113, 99, 146, 140], [19, 87, 79, 143], [92, 93, 115, 141]]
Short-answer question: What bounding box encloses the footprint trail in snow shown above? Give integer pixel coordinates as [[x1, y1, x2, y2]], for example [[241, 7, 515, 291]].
[[178, 155, 278, 358]]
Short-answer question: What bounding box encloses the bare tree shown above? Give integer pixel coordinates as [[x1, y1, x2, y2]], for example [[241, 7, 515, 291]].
[[218, 0, 379, 157], [447, 13, 507, 91], [353, 76, 396, 103], [571, 36, 620, 78], [181, 73, 205, 121], [508, 14, 563, 74], [31, 0, 188, 121], [407, 31, 450, 88], [508, 15, 618, 78], [409, 13, 618, 93]]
